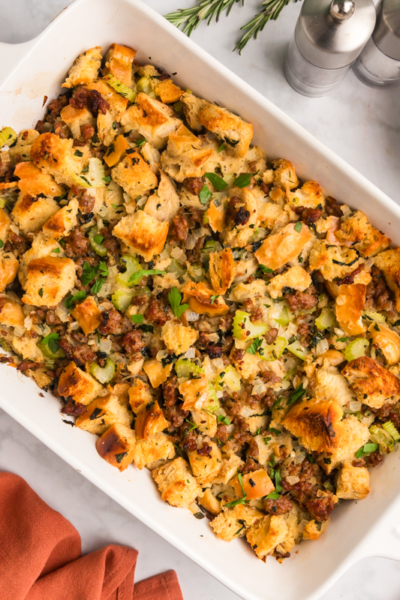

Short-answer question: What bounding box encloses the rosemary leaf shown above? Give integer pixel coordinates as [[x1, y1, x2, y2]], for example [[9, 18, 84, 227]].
[[165, 0, 244, 37]]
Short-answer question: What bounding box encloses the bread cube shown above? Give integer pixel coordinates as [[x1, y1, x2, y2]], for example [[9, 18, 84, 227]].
[[255, 222, 312, 271], [111, 148, 158, 200], [96, 423, 136, 471], [314, 364, 353, 406], [187, 441, 222, 485], [212, 449, 243, 485], [343, 356, 400, 409], [209, 248, 235, 295], [143, 358, 172, 388], [0, 297, 24, 328], [268, 266, 312, 299], [182, 281, 229, 316], [18, 232, 63, 286], [71, 295, 101, 335], [152, 457, 202, 509], [11, 194, 59, 234], [309, 240, 363, 282], [133, 432, 175, 470], [144, 171, 180, 222], [375, 248, 400, 311], [286, 180, 324, 209], [12, 334, 44, 362], [62, 46, 103, 88], [303, 518, 329, 541], [210, 505, 263, 542], [161, 124, 217, 182], [336, 211, 390, 257], [76, 393, 132, 435], [58, 362, 103, 406], [31, 133, 89, 187], [112, 211, 168, 261], [9, 129, 39, 162], [128, 378, 153, 414], [60, 105, 96, 139], [319, 415, 370, 474], [0, 252, 18, 292], [0, 208, 11, 245], [335, 283, 366, 337], [336, 462, 370, 500], [14, 160, 64, 197], [179, 376, 209, 412], [42, 198, 79, 240], [223, 187, 258, 248], [160, 320, 198, 355], [198, 489, 221, 516], [104, 43, 137, 87], [22, 256, 76, 307], [370, 324, 400, 366], [135, 400, 169, 440], [230, 341, 260, 381], [246, 515, 288, 560], [155, 79, 184, 104], [121, 93, 181, 149]]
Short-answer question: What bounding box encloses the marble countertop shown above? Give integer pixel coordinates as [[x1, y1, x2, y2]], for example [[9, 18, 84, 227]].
[[1, 0, 400, 598]]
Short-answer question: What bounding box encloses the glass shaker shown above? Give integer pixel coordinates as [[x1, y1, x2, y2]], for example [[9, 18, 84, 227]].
[[285, 0, 376, 97], [353, 0, 400, 87]]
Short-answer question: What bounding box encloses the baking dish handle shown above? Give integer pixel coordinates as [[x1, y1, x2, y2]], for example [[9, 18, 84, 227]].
[[357, 498, 400, 562], [0, 40, 37, 89]]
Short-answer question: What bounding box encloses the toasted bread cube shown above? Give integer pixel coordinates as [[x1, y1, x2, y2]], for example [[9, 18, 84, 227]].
[[143, 358, 172, 388], [370, 324, 400, 366], [11, 194, 59, 234], [336, 211, 390, 257], [12, 334, 44, 362], [303, 519, 329, 541], [223, 187, 258, 248], [0, 252, 18, 292], [268, 266, 312, 299], [343, 356, 400, 409], [230, 341, 260, 381], [161, 124, 217, 182], [309, 240, 363, 282], [191, 409, 217, 437], [319, 415, 370, 474], [231, 469, 275, 500], [375, 248, 400, 311], [22, 256, 76, 307], [255, 223, 312, 271], [0, 208, 11, 245], [152, 457, 202, 508], [111, 150, 158, 201], [246, 515, 288, 560], [182, 281, 229, 316], [212, 449, 243, 485], [31, 133, 89, 187], [210, 505, 263, 542], [209, 248, 235, 295], [335, 283, 366, 336], [121, 93, 181, 150], [14, 160, 64, 198], [181, 93, 253, 158], [62, 46, 103, 88], [198, 489, 221, 515], [132, 432, 175, 470], [179, 376, 209, 411], [128, 378, 153, 414], [336, 462, 370, 500], [18, 233, 63, 286], [135, 400, 169, 440], [58, 362, 103, 406], [104, 43, 137, 87], [160, 320, 198, 355], [314, 364, 353, 406], [155, 79, 184, 104], [8, 129, 39, 162], [0, 297, 24, 327], [60, 105, 96, 139], [113, 211, 168, 261], [187, 441, 222, 485], [71, 296, 101, 335], [286, 181, 324, 209], [42, 198, 79, 240], [144, 171, 180, 222], [96, 422, 136, 471], [76, 393, 132, 435], [271, 159, 299, 191], [283, 399, 344, 454]]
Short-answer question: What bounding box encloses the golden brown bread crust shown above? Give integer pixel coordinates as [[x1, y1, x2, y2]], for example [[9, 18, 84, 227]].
[[342, 356, 400, 409], [22, 256, 76, 307], [209, 248, 235, 295], [255, 222, 312, 271], [0, 253, 19, 293], [134, 400, 169, 440], [112, 211, 169, 261], [71, 296, 102, 335], [335, 283, 366, 336], [14, 161, 64, 197], [96, 423, 136, 471], [58, 362, 103, 406]]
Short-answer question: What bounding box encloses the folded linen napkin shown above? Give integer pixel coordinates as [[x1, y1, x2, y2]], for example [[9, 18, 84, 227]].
[[0, 472, 183, 600]]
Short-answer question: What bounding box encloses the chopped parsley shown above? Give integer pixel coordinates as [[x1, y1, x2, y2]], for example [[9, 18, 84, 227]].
[[258, 264, 273, 274], [42, 332, 60, 354], [288, 383, 307, 407], [74, 149, 84, 157], [205, 172, 227, 191], [129, 269, 165, 284], [233, 173, 252, 188], [246, 337, 262, 355], [168, 287, 189, 318], [218, 414, 231, 426], [199, 184, 211, 204], [355, 443, 379, 459], [210, 295, 219, 304], [294, 221, 303, 233], [225, 472, 247, 508], [65, 290, 87, 309], [218, 143, 226, 153]]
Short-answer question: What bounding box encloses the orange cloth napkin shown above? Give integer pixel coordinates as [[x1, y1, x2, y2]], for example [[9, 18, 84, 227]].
[[0, 472, 183, 600]]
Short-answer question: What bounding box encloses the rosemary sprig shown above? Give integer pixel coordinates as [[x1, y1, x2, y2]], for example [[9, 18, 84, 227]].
[[165, 0, 244, 36], [235, 0, 301, 53]]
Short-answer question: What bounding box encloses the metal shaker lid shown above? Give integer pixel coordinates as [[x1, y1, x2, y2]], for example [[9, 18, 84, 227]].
[[295, 0, 377, 69], [373, 0, 400, 60]]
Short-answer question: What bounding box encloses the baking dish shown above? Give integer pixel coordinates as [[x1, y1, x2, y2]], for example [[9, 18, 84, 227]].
[[1, 0, 400, 598]]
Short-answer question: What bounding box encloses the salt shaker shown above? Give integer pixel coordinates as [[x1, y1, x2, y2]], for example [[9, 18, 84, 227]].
[[353, 0, 400, 87], [284, 0, 376, 97]]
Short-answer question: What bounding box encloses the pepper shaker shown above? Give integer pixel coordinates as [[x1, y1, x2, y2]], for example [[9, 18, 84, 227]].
[[284, 0, 376, 97], [353, 0, 400, 87]]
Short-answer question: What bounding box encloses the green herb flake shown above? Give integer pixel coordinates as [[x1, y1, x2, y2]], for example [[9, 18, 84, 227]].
[[210, 294, 219, 304], [246, 337, 262, 355], [294, 221, 303, 233], [217, 414, 231, 426], [91, 278, 104, 294], [129, 269, 165, 284], [52, 248, 60, 253], [258, 264, 273, 274], [65, 290, 87, 309], [102, 176, 111, 183], [74, 149, 84, 157], [94, 234, 104, 245], [233, 173, 252, 188], [0, 240, 4, 249], [168, 287, 189, 319], [205, 172, 228, 191], [288, 383, 306, 407], [199, 184, 211, 205], [218, 143, 226, 153], [38, 288, 44, 298], [131, 314, 144, 324]]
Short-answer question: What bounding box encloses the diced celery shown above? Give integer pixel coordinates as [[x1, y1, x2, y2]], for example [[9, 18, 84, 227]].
[[202, 239, 223, 254], [274, 304, 293, 326], [88, 226, 108, 257], [216, 365, 241, 391], [369, 424, 395, 453], [287, 340, 308, 361], [73, 158, 106, 188], [167, 258, 186, 278], [232, 310, 268, 341], [258, 336, 287, 361], [137, 77, 155, 97], [173, 101, 183, 113], [187, 262, 204, 282], [104, 75, 137, 102], [116, 255, 142, 288], [38, 342, 65, 360], [175, 358, 204, 378], [344, 338, 369, 362], [382, 420, 400, 442], [362, 310, 386, 323], [112, 288, 135, 312], [89, 358, 116, 384], [0, 127, 17, 149], [208, 382, 218, 405], [315, 308, 336, 331]]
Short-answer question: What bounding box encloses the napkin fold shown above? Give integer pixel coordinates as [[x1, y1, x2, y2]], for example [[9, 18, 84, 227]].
[[0, 472, 183, 600]]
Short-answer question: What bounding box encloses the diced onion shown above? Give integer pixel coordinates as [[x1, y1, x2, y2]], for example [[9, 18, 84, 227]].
[[285, 475, 300, 485], [184, 348, 196, 359], [349, 400, 362, 412], [186, 310, 200, 322], [315, 338, 329, 356]]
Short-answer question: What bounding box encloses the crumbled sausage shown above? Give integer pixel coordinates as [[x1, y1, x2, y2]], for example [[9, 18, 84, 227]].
[[60, 399, 87, 415], [121, 330, 146, 354], [171, 214, 189, 243], [69, 87, 109, 116], [294, 206, 323, 225], [306, 494, 336, 522], [264, 495, 293, 515], [64, 227, 89, 258], [284, 286, 318, 311], [98, 308, 132, 336], [145, 298, 170, 326], [183, 177, 204, 195], [58, 338, 97, 367]]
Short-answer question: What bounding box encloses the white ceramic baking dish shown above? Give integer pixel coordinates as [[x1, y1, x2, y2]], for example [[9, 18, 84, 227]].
[[1, 1, 400, 598]]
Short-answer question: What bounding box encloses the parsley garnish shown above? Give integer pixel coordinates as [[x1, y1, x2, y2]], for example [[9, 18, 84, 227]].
[[210, 294, 219, 304], [218, 414, 231, 426], [42, 332, 60, 354], [102, 176, 111, 183], [274, 470, 282, 493], [294, 221, 303, 233], [233, 173, 252, 188], [168, 287, 189, 318], [246, 337, 262, 355], [185, 419, 198, 433], [355, 443, 378, 459], [263, 436, 271, 444], [135, 138, 146, 147], [99, 262, 109, 278], [218, 143, 225, 153], [94, 234, 104, 245], [337, 337, 349, 342], [81, 261, 98, 286], [115, 452, 128, 463], [287, 383, 306, 407], [258, 264, 273, 274], [74, 150, 83, 157], [199, 184, 211, 204], [91, 278, 104, 294], [65, 290, 87, 309], [265, 491, 280, 500], [0, 240, 4, 249], [129, 269, 165, 284], [139, 324, 154, 333], [39, 288, 44, 297], [52, 248, 60, 253], [205, 172, 227, 191], [225, 472, 247, 508]]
